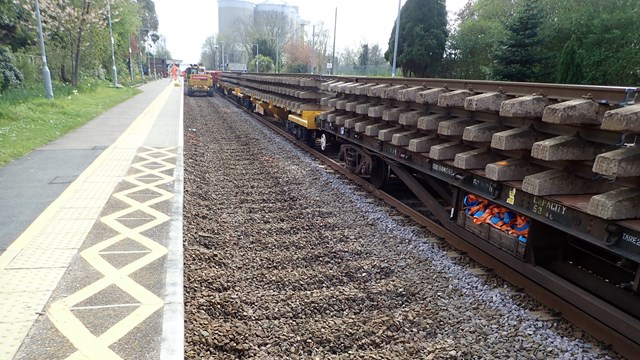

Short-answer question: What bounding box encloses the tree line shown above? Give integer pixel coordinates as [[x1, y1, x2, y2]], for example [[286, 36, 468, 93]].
[[393, 0, 639, 86], [202, 0, 638, 87], [0, 0, 170, 93]]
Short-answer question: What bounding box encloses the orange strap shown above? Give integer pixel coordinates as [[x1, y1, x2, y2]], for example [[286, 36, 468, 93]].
[[473, 205, 496, 225]]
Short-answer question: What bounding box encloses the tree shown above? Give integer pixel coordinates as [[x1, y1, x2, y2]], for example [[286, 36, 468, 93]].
[[384, 0, 447, 77], [446, 0, 514, 80], [0, 46, 23, 91], [154, 36, 171, 60], [139, 0, 158, 32], [0, 0, 33, 50], [491, 0, 548, 82], [555, 36, 583, 84], [251, 54, 274, 73], [357, 44, 370, 75], [540, 0, 640, 85], [238, 11, 297, 72], [19, 0, 106, 86], [200, 35, 218, 70]]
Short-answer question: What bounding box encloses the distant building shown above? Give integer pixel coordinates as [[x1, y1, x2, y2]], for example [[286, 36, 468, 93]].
[[217, 0, 304, 71], [217, 0, 301, 36], [218, 0, 254, 41], [254, 0, 300, 27]]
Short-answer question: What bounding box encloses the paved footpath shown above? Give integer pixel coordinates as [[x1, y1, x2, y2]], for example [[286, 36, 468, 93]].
[[0, 79, 184, 360]]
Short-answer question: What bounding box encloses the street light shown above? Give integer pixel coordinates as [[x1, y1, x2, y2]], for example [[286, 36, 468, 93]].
[[34, 0, 53, 99], [106, 0, 119, 87], [214, 44, 219, 70], [138, 28, 147, 81], [252, 43, 259, 72], [219, 41, 225, 70]]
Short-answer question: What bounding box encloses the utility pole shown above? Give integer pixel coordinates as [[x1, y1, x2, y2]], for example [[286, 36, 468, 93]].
[[253, 43, 259, 72], [34, 0, 53, 99], [221, 42, 225, 71], [331, 7, 337, 75], [106, 0, 119, 87], [138, 29, 145, 80], [310, 24, 316, 74], [392, 0, 401, 77], [128, 35, 133, 80]]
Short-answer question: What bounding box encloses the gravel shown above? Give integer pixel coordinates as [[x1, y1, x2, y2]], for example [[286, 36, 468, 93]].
[[183, 95, 621, 359]]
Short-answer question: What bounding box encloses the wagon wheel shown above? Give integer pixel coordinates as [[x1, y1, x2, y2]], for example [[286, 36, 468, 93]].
[[370, 156, 390, 189]]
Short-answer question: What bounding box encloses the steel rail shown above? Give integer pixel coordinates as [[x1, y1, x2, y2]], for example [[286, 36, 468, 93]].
[[213, 93, 640, 359], [224, 72, 639, 105]]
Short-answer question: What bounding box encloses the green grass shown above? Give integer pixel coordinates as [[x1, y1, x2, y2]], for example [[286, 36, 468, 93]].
[[0, 81, 140, 167]]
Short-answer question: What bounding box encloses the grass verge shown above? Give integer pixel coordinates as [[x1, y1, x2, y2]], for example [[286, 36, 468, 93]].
[[0, 82, 140, 167]]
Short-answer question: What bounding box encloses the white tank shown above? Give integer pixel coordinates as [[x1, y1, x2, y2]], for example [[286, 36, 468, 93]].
[[254, 0, 299, 27], [218, 0, 255, 38]]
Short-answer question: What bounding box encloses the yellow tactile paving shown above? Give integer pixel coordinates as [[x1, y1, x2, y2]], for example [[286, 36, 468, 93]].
[[0, 322, 34, 360], [0, 268, 67, 292], [0, 83, 177, 360], [0, 291, 51, 322], [53, 207, 105, 220], [26, 220, 96, 249], [6, 248, 78, 269]]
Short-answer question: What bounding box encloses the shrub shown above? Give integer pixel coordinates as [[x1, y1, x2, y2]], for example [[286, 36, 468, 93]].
[[0, 46, 24, 92]]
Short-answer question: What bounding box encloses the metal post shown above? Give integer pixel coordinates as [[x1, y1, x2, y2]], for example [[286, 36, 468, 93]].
[[221, 42, 225, 71], [254, 43, 259, 72], [215, 45, 219, 70], [153, 52, 156, 79], [128, 35, 133, 80], [310, 24, 316, 74], [331, 7, 337, 75], [392, 0, 401, 77], [106, 0, 119, 87], [275, 40, 279, 74], [34, 0, 53, 99], [138, 29, 145, 80]]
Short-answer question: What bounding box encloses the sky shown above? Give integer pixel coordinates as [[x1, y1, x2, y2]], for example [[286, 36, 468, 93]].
[[153, 0, 469, 64]]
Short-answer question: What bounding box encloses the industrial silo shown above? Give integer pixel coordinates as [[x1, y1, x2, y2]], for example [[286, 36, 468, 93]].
[[254, 0, 299, 28], [218, 0, 255, 39]]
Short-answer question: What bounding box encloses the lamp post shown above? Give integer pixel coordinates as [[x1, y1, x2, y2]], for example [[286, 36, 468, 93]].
[[310, 24, 316, 74], [138, 28, 145, 80], [252, 43, 259, 72], [106, 0, 119, 87], [128, 35, 133, 80], [220, 41, 225, 70], [34, 0, 53, 99], [152, 48, 156, 79], [331, 7, 337, 75], [392, 0, 401, 77], [214, 44, 219, 70]]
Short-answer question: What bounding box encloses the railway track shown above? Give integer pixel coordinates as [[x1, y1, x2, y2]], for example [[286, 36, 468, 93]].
[[184, 94, 624, 358], [211, 74, 640, 358]]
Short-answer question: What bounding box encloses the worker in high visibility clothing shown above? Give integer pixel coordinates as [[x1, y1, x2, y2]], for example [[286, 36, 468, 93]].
[[171, 64, 178, 82]]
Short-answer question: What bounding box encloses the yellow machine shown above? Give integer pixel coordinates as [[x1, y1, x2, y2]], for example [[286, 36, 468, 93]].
[[184, 65, 214, 97]]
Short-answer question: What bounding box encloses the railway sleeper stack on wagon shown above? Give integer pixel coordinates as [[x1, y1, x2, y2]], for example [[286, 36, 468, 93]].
[[218, 72, 331, 146], [216, 73, 640, 354]]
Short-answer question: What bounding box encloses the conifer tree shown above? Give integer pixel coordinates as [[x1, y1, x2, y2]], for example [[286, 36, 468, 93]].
[[491, 0, 547, 82], [555, 36, 583, 84], [384, 0, 447, 78]]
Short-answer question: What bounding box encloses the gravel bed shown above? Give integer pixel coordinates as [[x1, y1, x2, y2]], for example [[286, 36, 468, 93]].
[[183, 95, 620, 359]]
